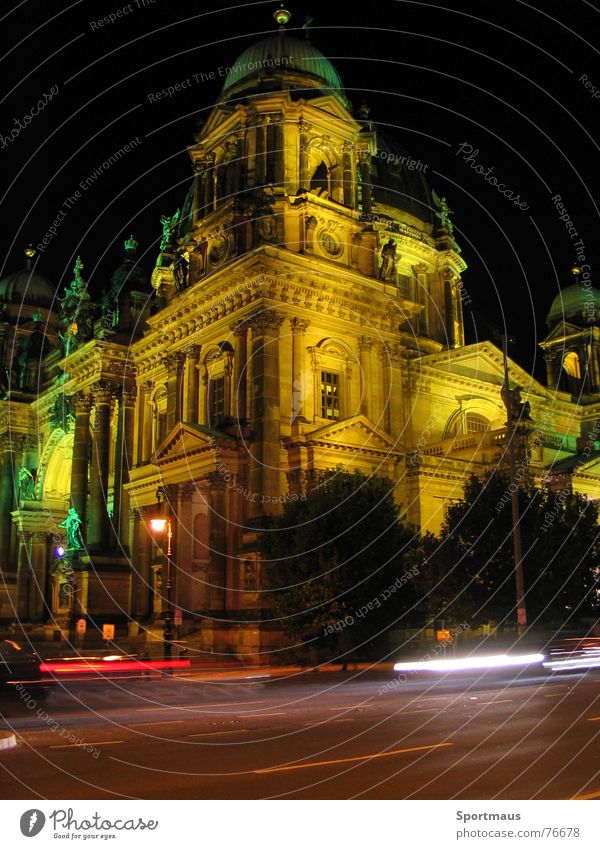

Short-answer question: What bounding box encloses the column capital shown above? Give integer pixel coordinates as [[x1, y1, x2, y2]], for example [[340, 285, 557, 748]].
[[412, 263, 428, 275], [92, 380, 116, 406], [183, 343, 201, 359], [290, 317, 310, 335], [32, 531, 48, 544], [121, 385, 137, 407], [71, 391, 93, 414], [359, 336, 374, 350], [248, 309, 284, 338], [230, 319, 249, 337], [164, 352, 186, 375], [381, 342, 404, 365]]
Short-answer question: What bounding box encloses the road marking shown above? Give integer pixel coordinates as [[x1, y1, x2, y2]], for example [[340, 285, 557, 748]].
[[328, 705, 370, 711], [254, 742, 453, 774], [187, 729, 249, 738], [50, 740, 125, 749], [135, 700, 265, 713], [478, 699, 513, 705], [334, 718, 355, 722], [239, 712, 287, 718], [127, 720, 186, 727], [403, 708, 440, 714]]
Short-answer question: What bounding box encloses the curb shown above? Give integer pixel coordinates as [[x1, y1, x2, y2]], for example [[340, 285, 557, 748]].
[[0, 732, 18, 751]]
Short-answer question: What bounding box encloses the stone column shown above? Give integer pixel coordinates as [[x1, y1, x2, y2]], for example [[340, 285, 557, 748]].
[[248, 310, 284, 515], [69, 392, 92, 529], [290, 317, 309, 429], [88, 381, 113, 552], [256, 116, 268, 187], [342, 142, 354, 207], [231, 320, 248, 422], [131, 507, 152, 620], [382, 343, 404, 438], [359, 337, 374, 419], [184, 345, 201, 424], [0, 436, 18, 572], [28, 531, 48, 621], [299, 120, 310, 190], [113, 387, 137, 551], [544, 353, 556, 388], [413, 263, 430, 336], [16, 529, 31, 619], [165, 353, 185, 431], [140, 381, 153, 462], [358, 152, 372, 215]]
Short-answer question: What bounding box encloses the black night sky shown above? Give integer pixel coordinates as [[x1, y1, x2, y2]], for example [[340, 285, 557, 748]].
[[2, 0, 600, 380]]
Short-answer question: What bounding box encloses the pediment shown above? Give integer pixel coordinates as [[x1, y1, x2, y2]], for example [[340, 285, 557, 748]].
[[420, 341, 537, 391], [540, 321, 586, 345], [297, 414, 403, 454], [153, 422, 235, 464]]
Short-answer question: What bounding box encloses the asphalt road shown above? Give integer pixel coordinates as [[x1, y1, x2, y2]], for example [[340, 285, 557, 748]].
[[2, 666, 600, 799]]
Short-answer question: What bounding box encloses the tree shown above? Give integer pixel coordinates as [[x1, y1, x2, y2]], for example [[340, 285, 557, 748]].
[[416, 471, 600, 628], [260, 469, 419, 659]]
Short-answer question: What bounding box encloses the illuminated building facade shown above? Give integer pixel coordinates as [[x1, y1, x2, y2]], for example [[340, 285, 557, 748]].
[[2, 17, 600, 654]]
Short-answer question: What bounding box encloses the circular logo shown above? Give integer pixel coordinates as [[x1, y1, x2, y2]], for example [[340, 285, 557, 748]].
[[20, 810, 46, 837]]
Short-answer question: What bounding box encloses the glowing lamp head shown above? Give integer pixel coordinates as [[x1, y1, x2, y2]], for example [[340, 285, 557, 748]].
[[274, 5, 291, 26], [150, 518, 167, 533], [54, 545, 66, 558]]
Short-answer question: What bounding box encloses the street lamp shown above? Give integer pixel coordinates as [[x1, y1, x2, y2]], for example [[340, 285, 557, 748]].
[[149, 493, 174, 665], [497, 330, 527, 636]]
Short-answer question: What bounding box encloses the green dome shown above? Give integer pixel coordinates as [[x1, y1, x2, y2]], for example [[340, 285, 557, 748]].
[[547, 282, 600, 326], [220, 33, 350, 108], [0, 251, 55, 309]]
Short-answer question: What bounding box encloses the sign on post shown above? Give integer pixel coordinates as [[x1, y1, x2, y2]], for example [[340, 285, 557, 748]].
[[174, 608, 183, 626], [75, 618, 86, 636], [102, 623, 115, 641]]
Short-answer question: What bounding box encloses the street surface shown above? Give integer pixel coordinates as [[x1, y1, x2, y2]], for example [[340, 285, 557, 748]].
[[2, 666, 600, 799]]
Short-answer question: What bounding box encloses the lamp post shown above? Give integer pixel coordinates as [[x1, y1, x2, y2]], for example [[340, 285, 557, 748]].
[[498, 330, 527, 637], [149, 492, 174, 665]]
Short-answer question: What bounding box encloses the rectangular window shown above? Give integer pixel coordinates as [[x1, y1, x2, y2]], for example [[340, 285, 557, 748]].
[[321, 371, 340, 420], [210, 376, 225, 424]]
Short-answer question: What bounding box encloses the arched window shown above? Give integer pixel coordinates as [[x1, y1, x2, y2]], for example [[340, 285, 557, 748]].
[[311, 338, 358, 422], [152, 386, 167, 448], [465, 413, 489, 433], [203, 342, 233, 427], [562, 351, 581, 380]]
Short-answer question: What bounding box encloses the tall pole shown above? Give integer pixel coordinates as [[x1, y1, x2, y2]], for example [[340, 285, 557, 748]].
[[163, 516, 173, 666], [499, 332, 527, 636]]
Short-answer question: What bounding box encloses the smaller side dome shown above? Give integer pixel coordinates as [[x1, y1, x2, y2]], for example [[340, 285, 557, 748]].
[[547, 266, 600, 327], [0, 246, 55, 309]]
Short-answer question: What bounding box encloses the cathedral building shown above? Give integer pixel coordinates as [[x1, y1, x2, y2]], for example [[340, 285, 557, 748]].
[[2, 13, 600, 655]]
